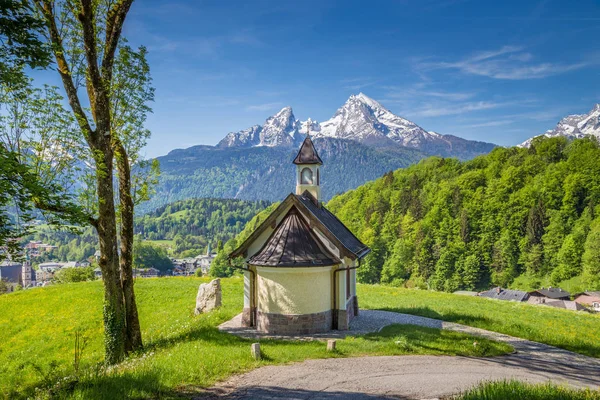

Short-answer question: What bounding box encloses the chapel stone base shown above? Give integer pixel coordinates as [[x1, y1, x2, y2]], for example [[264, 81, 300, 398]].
[[335, 296, 359, 330], [241, 307, 255, 327], [257, 310, 332, 335]]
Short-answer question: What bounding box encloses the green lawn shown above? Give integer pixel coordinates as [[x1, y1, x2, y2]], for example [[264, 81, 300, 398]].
[[0, 277, 510, 399], [359, 284, 600, 358], [457, 380, 600, 400]]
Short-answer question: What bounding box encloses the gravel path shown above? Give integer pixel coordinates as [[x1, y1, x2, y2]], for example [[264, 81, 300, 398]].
[[208, 310, 600, 399]]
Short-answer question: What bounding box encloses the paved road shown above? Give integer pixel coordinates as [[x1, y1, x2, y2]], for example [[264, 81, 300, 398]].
[[204, 310, 600, 400]]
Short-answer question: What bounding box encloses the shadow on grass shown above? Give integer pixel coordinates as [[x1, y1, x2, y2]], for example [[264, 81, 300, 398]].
[[14, 369, 182, 400], [144, 323, 250, 353]]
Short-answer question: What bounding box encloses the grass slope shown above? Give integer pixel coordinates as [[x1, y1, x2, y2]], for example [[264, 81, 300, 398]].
[[0, 278, 509, 399], [359, 284, 600, 358], [457, 380, 600, 400]]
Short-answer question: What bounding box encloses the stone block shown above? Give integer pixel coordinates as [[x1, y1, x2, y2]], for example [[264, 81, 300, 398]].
[[251, 343, 261, 360], [195, 279, 221, 315]]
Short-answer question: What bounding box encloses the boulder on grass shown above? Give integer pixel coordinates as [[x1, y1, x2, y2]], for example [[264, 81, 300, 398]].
[[195, 278, 222, 315]]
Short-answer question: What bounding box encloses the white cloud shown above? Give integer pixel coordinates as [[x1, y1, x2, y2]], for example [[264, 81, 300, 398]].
[[408, 101, 503, 117], [420, 46, 592, 80]]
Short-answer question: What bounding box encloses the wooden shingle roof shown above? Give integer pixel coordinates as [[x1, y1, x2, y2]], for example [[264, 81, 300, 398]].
[[229, 192, 370, 262], [248, 207, 339, 267]]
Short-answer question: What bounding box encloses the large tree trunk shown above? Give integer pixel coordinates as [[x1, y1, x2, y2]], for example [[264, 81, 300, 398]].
[[94, 141, 127, 364], [115, 141, 143, 352]]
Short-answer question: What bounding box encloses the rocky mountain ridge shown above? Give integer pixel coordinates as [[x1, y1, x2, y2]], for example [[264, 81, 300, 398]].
[[218, 93, 496, 159], [521, 103, 600, 147]]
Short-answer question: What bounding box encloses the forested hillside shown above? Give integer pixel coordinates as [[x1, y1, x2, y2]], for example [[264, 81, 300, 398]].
[[26, 198, 269, 260], [327, 137, 600, 291], [215, 137, 600, 292], [142, 137, 425, 212], [135, 198, 269, 256]]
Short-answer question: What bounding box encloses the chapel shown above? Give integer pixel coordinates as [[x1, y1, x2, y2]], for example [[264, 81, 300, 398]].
[[229, 135, 370, 334]]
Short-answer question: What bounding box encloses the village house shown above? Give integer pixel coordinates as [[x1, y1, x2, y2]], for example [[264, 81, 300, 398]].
[[36, 262, 64, 284], [135, 267, 160, 278], [195, 247, 217, 275], [172, 258, 198, 275], [228, 135, 370, 335], [62, 261, 81, 268], [574, 292, 600, 312], [24, 241, 57, 257], [479, 287, 529, 302], [528, 287, 570, 304], [542, 299, 587, 312]]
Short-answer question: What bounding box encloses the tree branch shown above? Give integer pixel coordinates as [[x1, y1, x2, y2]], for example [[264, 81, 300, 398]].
[[33, 0, 94, 142], [79, 0, 103, 120], [102, 0, 133, 82]]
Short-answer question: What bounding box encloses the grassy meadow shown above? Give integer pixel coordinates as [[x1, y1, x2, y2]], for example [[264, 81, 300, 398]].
[[359, 284, 600, 358], [0, 277, 510, 399], [457, 380, 600, 400]]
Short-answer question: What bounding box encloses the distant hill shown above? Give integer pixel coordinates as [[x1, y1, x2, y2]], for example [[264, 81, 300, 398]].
[[26, 198, 269, 260], [141, 137, 426, 213]]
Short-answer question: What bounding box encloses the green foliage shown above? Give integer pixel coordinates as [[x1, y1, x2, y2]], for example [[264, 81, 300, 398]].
[[210, 202, 279, 277], [0, 145, 85, 261], [133, 241, 172, 272], [457, 380, 600, 400], [0, 278, 511, 398], [53, 266, 95, 284], [327, 137, 600, 291], [136, 198, 270, 257], [0, 0, 50, 85], [0, 279, 8, 294], [583, 219, 600, 289], [23, 198, 269, 262]]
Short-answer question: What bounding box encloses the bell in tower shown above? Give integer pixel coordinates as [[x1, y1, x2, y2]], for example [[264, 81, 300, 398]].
[[293, 132, 323, 202]]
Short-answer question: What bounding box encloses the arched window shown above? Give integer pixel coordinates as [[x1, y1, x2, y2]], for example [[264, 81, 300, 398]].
[[300, 167, 313, 184]]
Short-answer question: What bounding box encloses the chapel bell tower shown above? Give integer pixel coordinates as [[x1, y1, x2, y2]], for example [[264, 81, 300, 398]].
[[293, 134, 323, 202]]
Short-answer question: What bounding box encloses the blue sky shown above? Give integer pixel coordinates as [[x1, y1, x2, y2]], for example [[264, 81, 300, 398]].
[[119, 0, 600, 157]]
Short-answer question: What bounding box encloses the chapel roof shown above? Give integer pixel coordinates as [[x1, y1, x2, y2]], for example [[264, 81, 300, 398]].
[[229, 192, 370, 262], [248, 207, 339, 267], [295, 191, 370, 258], [293, 135, 323, 165]]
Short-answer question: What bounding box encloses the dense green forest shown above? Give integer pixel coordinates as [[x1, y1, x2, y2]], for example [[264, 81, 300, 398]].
[[25, 198, 269, 261], [215, 137, 600, 292]]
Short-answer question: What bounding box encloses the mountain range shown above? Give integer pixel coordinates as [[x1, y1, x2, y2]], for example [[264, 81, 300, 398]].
[[521, 103, 600, 147], [218, 93, 496, 159], [141, 94, 497, 213]]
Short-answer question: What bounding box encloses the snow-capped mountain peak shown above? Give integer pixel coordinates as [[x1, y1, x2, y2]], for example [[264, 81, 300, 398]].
[[217, 106, 303, 148], [316, 93, 441, 148], [217, 93, 496, 158], [520, 103, 600, 147]]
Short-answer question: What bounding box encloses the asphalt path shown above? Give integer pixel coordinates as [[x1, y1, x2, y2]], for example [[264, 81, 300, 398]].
[[203, 310, 600, 399]]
